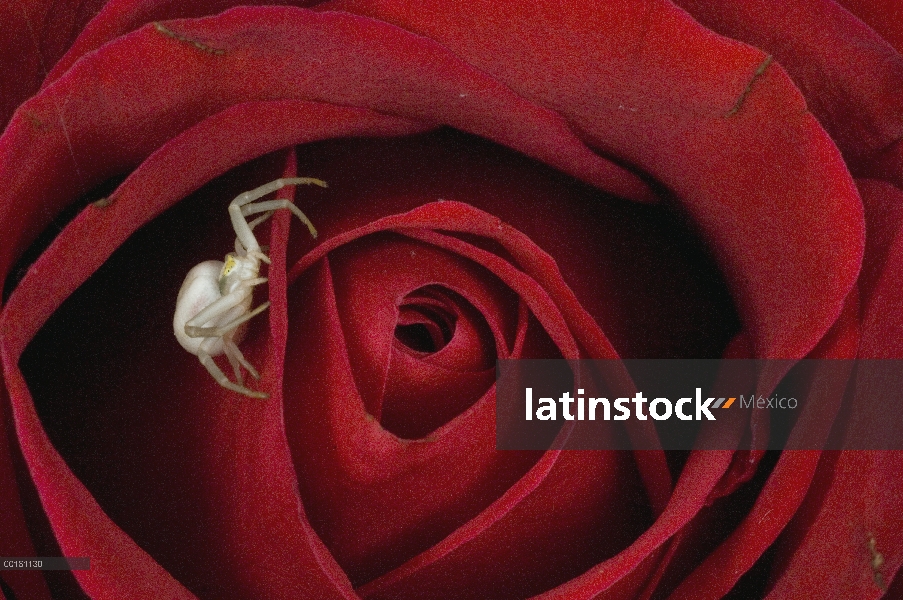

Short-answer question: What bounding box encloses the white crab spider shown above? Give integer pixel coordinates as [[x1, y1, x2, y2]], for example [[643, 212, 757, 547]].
[[173, 177, 326, 398]]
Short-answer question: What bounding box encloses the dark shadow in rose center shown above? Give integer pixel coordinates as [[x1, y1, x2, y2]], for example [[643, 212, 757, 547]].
[[385, 285, 496, 439], [395, 321, 447, 353], [394, 289, 458, 354]]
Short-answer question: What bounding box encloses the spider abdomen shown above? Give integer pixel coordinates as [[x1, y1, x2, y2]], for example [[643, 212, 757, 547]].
[[174, 260, 252, 355]]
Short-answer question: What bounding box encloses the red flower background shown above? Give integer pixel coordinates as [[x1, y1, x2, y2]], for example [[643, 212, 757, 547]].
[[0, 1, 901, 598]]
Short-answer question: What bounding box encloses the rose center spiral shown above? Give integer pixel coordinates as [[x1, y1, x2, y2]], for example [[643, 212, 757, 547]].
[[394, 287, 458, 354]]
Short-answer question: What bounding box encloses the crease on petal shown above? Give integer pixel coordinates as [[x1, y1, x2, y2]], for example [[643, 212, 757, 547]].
[[325, 0, 865, 361]]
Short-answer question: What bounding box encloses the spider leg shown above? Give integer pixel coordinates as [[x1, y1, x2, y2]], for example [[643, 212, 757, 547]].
[[185, 289, 248, 336], [232, 234, 270, 264], [184, 279, 263, 337], [186, 301, 271, 339], [248, 249, 271, 265], [241, 211, 274, 264], [197, 349, 268, 399], [225, 339, 261, 380], [248, 210, 274, 231], [232, 177, 327, 209], [242, 199, 317, 239], [222, 339, 245, 385], [229, 178, 326, 253]]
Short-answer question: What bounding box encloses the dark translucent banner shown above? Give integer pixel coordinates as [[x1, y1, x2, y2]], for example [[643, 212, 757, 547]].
[[0, 557, 90, 570], [495, 360, 903, 450]]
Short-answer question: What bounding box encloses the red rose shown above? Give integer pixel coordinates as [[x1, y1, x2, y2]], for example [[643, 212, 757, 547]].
[[0, 1, 900, 599]]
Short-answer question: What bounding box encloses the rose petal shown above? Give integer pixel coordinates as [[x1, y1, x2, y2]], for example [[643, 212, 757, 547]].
[[763, 181, 903, 598], [856, 179, 903, 324], [838, 0, 903, 55], [767, 450, 903, 598], [41, 0, 324, 88], [668, 292, 860, 599], [0, 384, 52, 600], [326, 0, 865, 360], [284, 259, 544, 584], [1, 372, 197, 599], [288, 200, 674, 507], [291, 132, 737, 362], [1, 100, 427, 359], [701, 333, 760, 501], [672, 0, 903, 168], [858, 178, 903, 328], [0, 0, 105, 128], [325, 234, 514, 437], [2, 106, 419, 594], [2, 151, 364, 597], [859, 141, 903, 199], [0, 6, 655, 290], [531, 449, 734, 598], [282, 198, 675, 593], [261, 150, 360, 599], [358, 448, 652, 600]]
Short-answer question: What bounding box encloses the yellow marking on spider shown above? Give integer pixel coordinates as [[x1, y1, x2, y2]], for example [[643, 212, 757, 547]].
[[221, 255, 238, 278]]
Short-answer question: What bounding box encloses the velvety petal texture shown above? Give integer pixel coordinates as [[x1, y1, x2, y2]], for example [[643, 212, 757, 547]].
[[0, 118, 728, 596], [325, 0, 864, 361], [0, 0, 107, 129], [0, 1, 899, 598], [673, 0, 903, 167], [839, 0, 903, 55]]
